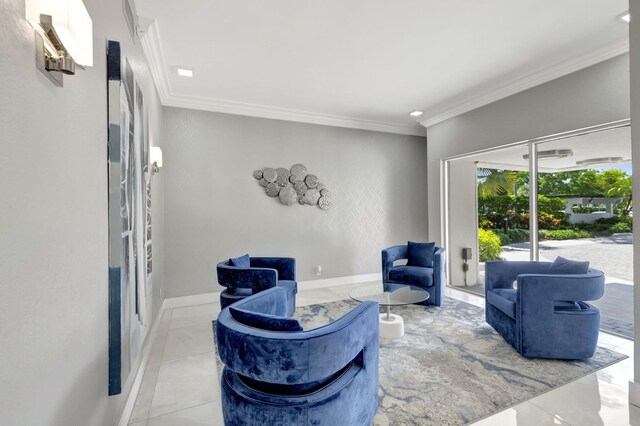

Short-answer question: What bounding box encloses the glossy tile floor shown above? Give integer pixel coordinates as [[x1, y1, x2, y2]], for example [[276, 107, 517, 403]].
[[128, 284, 637, 426]]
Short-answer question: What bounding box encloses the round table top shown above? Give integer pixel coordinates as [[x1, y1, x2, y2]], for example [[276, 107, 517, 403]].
[[349, 283, 430, 307]]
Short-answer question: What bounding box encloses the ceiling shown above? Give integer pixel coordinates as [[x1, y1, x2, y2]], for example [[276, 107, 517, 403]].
[[134, 0, 629, 136], [466, 126, 631, 172]]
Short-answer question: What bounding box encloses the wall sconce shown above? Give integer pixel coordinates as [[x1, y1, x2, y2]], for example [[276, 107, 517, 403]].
[[25, 0, 93, 87], [150, 147, 163, 174]]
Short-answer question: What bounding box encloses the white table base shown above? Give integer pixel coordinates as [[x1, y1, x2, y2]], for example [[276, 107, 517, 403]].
[[379, 313, 404, 339]]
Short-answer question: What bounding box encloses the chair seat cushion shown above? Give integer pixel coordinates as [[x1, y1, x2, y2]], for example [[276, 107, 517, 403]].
[[487, 288, 517, 320], [229, 307, 303, 332], [488, 288, 584, 320], [388, 266, 434, 287], [277, 280, 298, 295]]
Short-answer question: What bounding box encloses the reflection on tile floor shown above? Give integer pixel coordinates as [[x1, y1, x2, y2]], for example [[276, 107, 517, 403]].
[[128, 284, 635, 426]]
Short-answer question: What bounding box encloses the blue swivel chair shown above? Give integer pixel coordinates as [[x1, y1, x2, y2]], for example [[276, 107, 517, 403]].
[[382, 242, 446, 306], [217, 255, 297, 314], [485, 260, 605, 359], [216, 287, 380, 426]]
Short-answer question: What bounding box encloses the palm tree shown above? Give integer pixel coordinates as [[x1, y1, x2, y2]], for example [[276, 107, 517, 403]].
[[477, 168, 516, 199]]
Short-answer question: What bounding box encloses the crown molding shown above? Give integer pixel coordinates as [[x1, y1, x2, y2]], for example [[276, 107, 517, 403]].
[[419, 38, 630, 129], [163, 94, 425, 136], [139, 20, 171, 103], [139, 20, 424, 137]]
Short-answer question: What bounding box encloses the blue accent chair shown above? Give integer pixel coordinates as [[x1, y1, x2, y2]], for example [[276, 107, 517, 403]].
[[216, 287, 380, 426], [381, 245, 446, 306], [485, 261, 605, 359], [217, 257, 297, 314]]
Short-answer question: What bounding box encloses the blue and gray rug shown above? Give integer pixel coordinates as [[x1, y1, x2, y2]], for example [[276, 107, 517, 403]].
[[215, 298, 626, 425]]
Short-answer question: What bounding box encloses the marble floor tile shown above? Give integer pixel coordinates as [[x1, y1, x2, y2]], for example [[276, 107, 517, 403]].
[[129, 422, 147, 426], [170, 303, 220, 330], [129, 364, 161, 424], [469, 402, 569, 425], [149, 351, 220, 418], [595, 357, 634, 389], [162, 322, 215, 361], [530, 373, 630, 426], [598, 332, 630, 349], [146, 401, 224, 426]]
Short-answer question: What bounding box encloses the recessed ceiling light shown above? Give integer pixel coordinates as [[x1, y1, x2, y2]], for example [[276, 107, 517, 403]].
[[620, 12, 630, 23], [409, 110, 423, 117], [177, 68, 193, 77]]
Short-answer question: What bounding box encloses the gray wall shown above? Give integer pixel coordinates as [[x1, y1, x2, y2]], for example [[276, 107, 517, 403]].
[[426, 54, 630, 243], [447, 160, 479, 286], [163, 108, 428, 297], [0, 0, 165, 424], [631, 0, 640, 389]]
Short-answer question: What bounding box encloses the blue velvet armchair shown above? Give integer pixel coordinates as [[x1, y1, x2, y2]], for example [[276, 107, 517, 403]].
[[217, 256, 297, 314], [216, 287, 380, 426], [485, 261, 605, 359], [381, 244, 446, 306]]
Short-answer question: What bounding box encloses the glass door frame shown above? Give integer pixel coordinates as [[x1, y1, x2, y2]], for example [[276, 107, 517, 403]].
[[441, 119, 630, 288]]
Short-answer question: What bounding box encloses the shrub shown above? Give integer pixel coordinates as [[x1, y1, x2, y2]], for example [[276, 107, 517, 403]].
[[538, 229, 592, 240], [479, 229, 503, 262], [609, 222, 632, 233]]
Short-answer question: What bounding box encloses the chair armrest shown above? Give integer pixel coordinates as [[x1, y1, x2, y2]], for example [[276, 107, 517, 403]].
[[485, 261, 552, 291], [382, 245, 408, 282], [231, 287, 290, 317], [250, 257, 296, 281], [518, 270, 605, 304], [433, 247, 446, 287], [217, 263, 277, 292], [217, 301, 379, 384]]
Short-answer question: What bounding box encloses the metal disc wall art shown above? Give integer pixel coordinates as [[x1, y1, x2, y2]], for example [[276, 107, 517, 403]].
[[253, 164, 332, 210]]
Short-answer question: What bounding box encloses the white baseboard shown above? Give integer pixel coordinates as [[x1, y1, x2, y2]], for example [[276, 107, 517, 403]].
[[630, 380, 640, 408], [117, 299, 167, 426], [163, 291, 221, 309], [298, 273, 381, 290]]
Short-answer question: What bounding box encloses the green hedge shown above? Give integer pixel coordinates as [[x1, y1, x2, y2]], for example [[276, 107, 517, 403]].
[[538, 229, 592, 240], [479, 229, 503, 262]]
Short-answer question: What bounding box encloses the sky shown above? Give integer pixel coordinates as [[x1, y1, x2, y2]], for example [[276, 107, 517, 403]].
[[597, 163, 632, 175]]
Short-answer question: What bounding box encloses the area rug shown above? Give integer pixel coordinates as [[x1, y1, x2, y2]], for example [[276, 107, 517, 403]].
[[213, 298, 626, 425]]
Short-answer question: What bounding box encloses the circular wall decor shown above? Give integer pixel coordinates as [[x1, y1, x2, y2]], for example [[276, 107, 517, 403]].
[[318, 196, 332, 210], [265, 182, 281, 197], [290, 163, 308, 178], [278, 186, 297, 206], [305, 174, 319, 189], [293, 181, 308, 196], [254, 164, 331, 209], [303, 188, 321, 205], [263, 168, 277, 182], [276, 168, 291, 187]]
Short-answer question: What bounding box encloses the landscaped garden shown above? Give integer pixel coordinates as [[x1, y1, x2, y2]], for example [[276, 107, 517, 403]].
[[477, 168, 632, 262]]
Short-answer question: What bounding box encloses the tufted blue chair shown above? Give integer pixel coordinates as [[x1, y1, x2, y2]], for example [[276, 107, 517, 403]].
[[215, 287, 380, 426], [381, 244, 446, 306], [485, 261, 605, 359], [217, 257, 297, 314]]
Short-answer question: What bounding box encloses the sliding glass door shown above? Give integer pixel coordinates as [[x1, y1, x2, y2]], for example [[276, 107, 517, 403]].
[[444, 123, 633, 339]]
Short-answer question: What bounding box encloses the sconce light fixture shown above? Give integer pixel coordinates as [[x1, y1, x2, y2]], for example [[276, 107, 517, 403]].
[[151, 147, 163, 174], [25, 0, 93, 87]]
